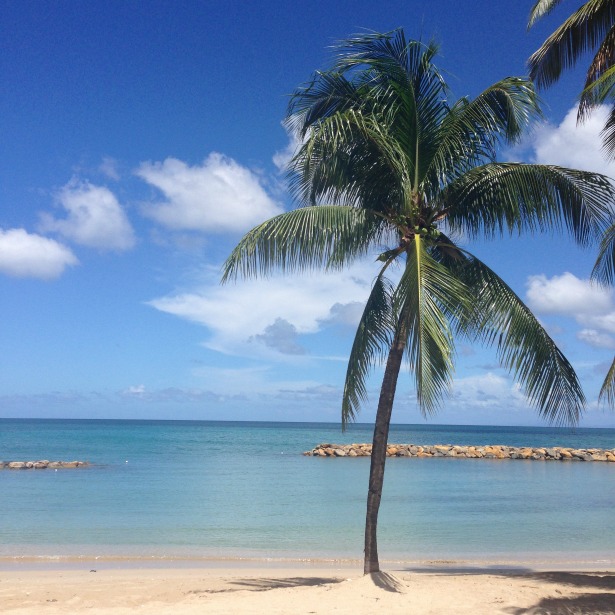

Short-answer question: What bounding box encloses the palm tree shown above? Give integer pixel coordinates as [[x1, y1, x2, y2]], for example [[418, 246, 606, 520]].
[[528, 0, 615, 156], [222, 30, 614, 574]]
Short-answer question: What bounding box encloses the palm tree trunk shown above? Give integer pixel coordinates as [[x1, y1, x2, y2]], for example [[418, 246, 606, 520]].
[[363, 325, 407, 574]]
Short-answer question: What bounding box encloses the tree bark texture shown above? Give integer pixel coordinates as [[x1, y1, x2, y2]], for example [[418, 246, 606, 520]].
[[363, 326, 407, 574]]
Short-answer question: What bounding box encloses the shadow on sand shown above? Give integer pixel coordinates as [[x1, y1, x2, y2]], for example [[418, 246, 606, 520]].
[[201, 571, 407, 595], [405, 566, 615, 614], [228, 576, 344, 591], [504, 592, 615, 614], [366, 571, 407, 593]]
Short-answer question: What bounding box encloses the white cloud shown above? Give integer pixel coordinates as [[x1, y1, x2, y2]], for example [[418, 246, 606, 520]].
[[531, 105, 615, 177], [272, 129, 302, 173], [99, 157, 120, 181], [148, 262, 374, 358], [251, 317, 306, 355], [136, 153, 284, 233], [124, 384, 146, 396], [577, 329, 615, 349], [40, 179, 135, 251], [526, 272, 615, 346], [0, 228, 78, 279], [190, 364, 327, 398], [320, 301, 365, 327], [526, 272, 613, 316], [450, 372, 525, 409]]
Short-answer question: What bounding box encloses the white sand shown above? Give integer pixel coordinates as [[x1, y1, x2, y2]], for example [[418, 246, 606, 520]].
[[1, 563, 615, 614]]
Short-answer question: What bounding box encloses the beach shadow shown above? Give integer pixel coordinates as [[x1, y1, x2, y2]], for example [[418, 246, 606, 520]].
[[229, 576, 344, 591], [403, 564, 535, 576], [529, 572, 615, 591], [366, 571, 407, 593], [405, 567, 615, 591], [504, 592, 615, 614], [230, 572, 406, 594], [406, 567, 615, 613]]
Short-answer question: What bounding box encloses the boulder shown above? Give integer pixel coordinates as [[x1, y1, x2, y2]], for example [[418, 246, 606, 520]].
[[590, 453, 607, 462]]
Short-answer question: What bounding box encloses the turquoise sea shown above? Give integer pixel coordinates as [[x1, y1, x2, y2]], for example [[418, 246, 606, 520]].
[[1, 419, 614, 566]]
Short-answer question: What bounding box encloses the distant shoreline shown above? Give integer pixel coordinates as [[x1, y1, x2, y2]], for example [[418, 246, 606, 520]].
[[1, 417, 614, 430]]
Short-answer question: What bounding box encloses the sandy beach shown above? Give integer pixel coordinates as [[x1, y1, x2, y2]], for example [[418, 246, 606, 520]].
[[2, 562, 615, 614]]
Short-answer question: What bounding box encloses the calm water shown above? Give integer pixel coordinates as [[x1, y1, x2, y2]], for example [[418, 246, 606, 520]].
[[1, 419, 614, 564]]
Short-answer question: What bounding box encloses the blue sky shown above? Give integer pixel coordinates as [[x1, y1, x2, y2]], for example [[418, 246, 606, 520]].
[[1, 0, 615, 428]]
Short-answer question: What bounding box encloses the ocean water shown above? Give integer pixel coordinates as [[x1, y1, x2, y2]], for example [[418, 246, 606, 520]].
[[1, 419, 614, 565]]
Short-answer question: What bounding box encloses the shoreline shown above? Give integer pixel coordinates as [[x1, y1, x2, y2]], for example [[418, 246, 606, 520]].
[[2, 552, 614, 572]]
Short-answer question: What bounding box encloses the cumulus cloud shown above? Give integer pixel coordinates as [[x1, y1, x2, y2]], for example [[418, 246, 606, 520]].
[[148, 262, 374, 358], [0, 228, 78, 279], [526, 272, 612, 316], [531, 105, 615, 177], [40, 180, 135, 251], [320, 301, 365, 327], [526, 272, 615, 347], [272, 129, 302, 172], [450, 372, 525, 408], [577, 329, 615, 349], [251, 318, 306, 355], [136, 153, 284, 233]]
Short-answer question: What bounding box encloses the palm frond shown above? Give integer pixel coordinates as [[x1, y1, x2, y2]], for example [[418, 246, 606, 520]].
[[287, 29, 450, 204], [221, 205, 385, 282], [287, 70, 366, 139], [579, 64, 615, 112], [394, 236, 470, 415], [288, 107, 413, 211], [425, 78, 541, 192], [528, 0, 565, 27], [342, 274, 395, 427], [598, 355, 615, 406], [446, 250, 585, 425], [529, 0, 615, 89], [444, 163, 613, 246], [601, 103, 615, 156], [579, 26, 615, 116], [592, 223, 615, 284]]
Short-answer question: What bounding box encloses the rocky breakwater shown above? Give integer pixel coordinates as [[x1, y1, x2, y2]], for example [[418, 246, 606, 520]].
[[0, 460, 89, 469], [304, 443, 615, 462]]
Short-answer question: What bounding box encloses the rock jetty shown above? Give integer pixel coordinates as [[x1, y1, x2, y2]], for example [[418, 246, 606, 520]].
[[0, 460, 89, 469], [304, 443, 615, 462]]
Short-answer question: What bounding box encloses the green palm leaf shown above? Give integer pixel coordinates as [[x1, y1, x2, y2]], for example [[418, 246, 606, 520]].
[[444, 163, 612, 246], [579, 27, 615, 115], [342, 273, 395, 427], [289, 107, 413, 211], [425, 78, 542, 192], [598, 356, 615, 405], [221, 205, 387, 282], [592, 223, 615, 284], [528, 0, 565, 26], [529, 0, 615, 89], [394, 236, 471, 415], [444, 248, 585, 425]]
